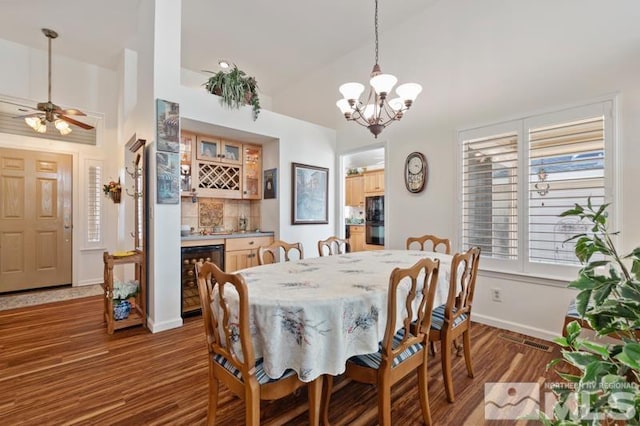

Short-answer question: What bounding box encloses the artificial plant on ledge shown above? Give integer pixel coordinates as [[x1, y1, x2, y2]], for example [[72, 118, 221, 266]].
[[203, 64, 261, 120], [542, 199, 640, 424]]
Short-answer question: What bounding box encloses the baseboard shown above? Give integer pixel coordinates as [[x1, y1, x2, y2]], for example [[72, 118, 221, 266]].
[[77, 278, 102, 286], [473, 313, 560, 342], [147, 316, 183, 333]]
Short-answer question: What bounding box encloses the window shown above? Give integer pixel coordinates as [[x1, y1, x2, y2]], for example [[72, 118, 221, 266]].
[[86, 160, 103, 247], [459, 100, 614, 278]]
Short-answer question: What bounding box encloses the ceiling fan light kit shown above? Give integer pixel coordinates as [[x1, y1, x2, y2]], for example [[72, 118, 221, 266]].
[[20, 28, 94, 136], [336, 0, 422, 138]]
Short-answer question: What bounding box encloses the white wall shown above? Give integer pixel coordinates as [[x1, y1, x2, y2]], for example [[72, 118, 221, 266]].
[[145, 0, 336, 332], [272, 0, 640, 340], [0, 38, 121, 287]]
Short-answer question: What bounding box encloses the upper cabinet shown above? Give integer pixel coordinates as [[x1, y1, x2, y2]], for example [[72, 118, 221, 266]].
[[180, 132, 195, 195], [196, 136, 242, 165], [345, 175, 365, 207], [181, 132, 262, 199], [242, 145, 262, 200], [364, 169, 384, 194]]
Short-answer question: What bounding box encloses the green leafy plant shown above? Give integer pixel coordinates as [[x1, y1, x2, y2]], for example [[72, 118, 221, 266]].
[[203, 65, 260, 120], [543, 199, 640, 424]]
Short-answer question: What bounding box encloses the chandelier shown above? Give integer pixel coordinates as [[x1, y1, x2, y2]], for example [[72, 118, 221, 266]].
[[336, 0, 422, 138]]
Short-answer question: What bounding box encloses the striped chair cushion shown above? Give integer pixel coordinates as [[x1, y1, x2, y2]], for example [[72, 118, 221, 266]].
[[348, 329, 424, 369], [566, 299, 580, 319], [430, 304, 468, 331], [213, 354, 296, 385]]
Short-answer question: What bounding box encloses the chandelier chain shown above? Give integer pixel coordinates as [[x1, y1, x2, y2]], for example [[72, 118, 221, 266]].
[[374, 0, 379, 65]]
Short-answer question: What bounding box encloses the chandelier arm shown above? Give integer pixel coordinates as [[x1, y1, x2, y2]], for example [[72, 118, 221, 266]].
[[380, 100, 402, 122]]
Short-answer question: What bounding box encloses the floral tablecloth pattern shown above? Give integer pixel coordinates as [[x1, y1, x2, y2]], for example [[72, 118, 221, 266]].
[[224, 250, 453, 382]]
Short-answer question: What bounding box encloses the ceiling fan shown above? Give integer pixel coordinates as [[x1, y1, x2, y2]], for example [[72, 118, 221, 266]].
[[14, 28, 94, 135]]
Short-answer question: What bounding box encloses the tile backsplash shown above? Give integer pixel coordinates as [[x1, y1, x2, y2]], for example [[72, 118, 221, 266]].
[[181, 198, 261, 232]]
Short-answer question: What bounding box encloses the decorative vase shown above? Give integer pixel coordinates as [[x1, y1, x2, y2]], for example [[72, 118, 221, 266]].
[[113, 300, 131, 320], [110, 189, 121, 204]]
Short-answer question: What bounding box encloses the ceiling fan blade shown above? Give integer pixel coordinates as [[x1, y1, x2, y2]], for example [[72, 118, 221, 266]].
[[12, 113, 41, 119], [54, 108, 87, 116], [59, 115, 94, 130], [0, 99, 36, 110]]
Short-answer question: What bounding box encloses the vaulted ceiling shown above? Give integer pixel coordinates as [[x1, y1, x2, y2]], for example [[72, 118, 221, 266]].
[[0, 0, 435, 97]]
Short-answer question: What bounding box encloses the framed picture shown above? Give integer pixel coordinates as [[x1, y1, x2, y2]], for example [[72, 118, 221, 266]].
[[292, 162, 328, 225], [156, 152, 180, 204], [156, 99, 180, 153], [263, 168, 277, 199], [196, 136, 220, 161]]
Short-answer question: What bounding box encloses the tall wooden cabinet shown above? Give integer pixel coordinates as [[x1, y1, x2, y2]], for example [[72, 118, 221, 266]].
[[345, 175, 365, 207]]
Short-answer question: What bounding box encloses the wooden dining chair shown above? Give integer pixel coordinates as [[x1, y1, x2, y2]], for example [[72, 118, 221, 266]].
[[317, 236, 350, 256], [322, 257, 440, 426], [257, 240, 304, 265], [428, 246, 481, 403], [196, 261, 321, 425], [406, 234, 451, 254]]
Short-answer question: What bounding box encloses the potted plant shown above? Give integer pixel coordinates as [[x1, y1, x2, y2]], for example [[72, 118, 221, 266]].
[[543, 199, 640, 424], [203, 64, 261, 121], [103, 179, 122, 203], [112, 279, 139, 320]]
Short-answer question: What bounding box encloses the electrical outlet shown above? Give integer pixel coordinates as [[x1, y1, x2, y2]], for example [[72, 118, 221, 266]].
[[491, 287, 502, 302]]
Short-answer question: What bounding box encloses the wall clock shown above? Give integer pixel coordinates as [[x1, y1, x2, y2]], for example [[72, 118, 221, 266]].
[[404, 152, 428, 193]]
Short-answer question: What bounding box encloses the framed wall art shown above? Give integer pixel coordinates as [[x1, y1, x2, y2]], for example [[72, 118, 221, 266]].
[[156, 152, 180, 204], [263, 168, 277, 199], [156, 99, 180, 153], [292, 162, 328, 225]]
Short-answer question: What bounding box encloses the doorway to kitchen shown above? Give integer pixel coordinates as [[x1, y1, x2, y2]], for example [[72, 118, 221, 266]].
[[341, 145, 385, 252]]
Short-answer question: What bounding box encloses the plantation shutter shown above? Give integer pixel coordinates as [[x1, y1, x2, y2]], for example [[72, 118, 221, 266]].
[[87, 164, 102, 243], [462, 132, 518, 260], [527, 117, 605, 265]]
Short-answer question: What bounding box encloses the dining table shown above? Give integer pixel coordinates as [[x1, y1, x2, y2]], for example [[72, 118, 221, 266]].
[[229, 249, 454, 384]]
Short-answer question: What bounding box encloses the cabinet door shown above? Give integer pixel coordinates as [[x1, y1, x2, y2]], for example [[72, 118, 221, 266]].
[[221, 140, 243, 165], [345, 177, 355, 206], [350, 232, 365, 252], [180, 132, 195, 194], [352, 175, 365, 206], [196, 136, 222, 161], [364, 170, 384, 193], [242, 144, 262, 199], [225, 249, 257, 272]]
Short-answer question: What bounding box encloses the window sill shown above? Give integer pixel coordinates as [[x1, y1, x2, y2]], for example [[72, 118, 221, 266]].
[[478, 267, 572, 289]]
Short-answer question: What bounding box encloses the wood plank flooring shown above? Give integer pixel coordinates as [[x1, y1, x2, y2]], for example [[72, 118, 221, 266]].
[[0, 295, 561, 425]]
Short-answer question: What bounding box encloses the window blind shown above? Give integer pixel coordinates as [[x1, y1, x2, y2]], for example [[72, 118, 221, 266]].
[[528, 117, 605, 265], [87, 164, 102, 243], [462, 132, 518, 260]]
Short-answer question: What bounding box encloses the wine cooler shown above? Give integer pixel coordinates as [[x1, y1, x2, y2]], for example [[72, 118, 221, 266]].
[[180, 244, 224, 316]]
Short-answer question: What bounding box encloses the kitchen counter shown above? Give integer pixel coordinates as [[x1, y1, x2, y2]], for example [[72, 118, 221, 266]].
[[181, 231, 274, 243]]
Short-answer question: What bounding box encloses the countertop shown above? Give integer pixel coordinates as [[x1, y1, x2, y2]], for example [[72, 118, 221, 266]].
[[181, 231, 274, 242]]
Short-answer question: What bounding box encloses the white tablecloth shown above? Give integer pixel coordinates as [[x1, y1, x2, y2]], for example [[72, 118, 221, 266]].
[[227, 250, 453, 382]]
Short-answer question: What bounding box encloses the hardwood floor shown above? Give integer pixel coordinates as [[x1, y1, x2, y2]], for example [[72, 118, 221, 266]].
[[0, 296, 561, 425]]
